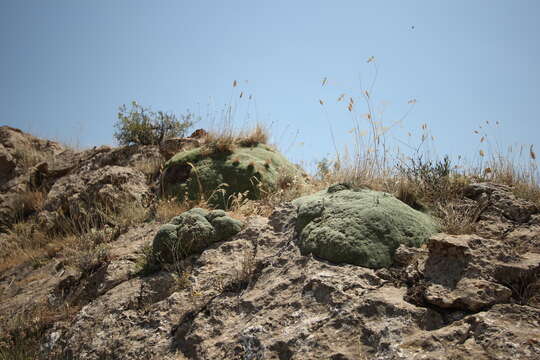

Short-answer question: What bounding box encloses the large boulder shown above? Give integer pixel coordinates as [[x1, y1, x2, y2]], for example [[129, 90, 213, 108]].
[[0, 144, 16, 186], [152, 208, 244, 262], [40, 165, 152, 233], [0, 126, 70, 231], [0, 126, 167, 233], [463, 182, 540, 254], [160, 143, 304, 208], [405, 233, 540, 312], [292, 183, 440, 268]]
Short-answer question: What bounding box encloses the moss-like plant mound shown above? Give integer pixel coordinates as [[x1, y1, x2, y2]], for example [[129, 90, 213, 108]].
[[292, 184, 439, 269], [161, 143, 303, 208], [152, 208, 244, 262]]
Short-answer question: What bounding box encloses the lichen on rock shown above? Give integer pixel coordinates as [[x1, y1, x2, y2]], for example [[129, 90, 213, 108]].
[[152, 207, 244, 262], [292, 183, 440, 268]]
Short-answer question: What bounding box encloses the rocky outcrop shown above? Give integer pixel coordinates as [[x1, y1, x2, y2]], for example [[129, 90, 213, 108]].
[[404, 233, 540, 312], [34, 203, 539, 359], [0, 126, 66, 186], [0, 126, 72, 231], [39, 165, 152, 233], [0, 145, 16, 185], [399, 304, 540, 360], [0, 126, 166, 233], [1, 128, 539, 359], [464, 182, 537, 223], [158, 129, 208, 160], [464, 183, 539, 250], [292, 183, 440, 268]]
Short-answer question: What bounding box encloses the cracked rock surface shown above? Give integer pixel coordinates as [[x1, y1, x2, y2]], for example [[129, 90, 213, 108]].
[[35, 203, 540, 359], [0, 128, 539, 360]]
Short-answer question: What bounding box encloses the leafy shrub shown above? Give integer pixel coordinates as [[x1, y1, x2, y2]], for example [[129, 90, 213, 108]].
[[114, 101, 194, 146], [398, 155, 451, 189], [397, 155, 455, 202]]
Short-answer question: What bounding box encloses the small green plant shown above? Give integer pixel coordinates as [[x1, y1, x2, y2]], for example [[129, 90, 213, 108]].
[[114, 101, 194, 146], [397, 155, 456, 203], [398, 155, 451, 190], [134, 244, 161, 276]]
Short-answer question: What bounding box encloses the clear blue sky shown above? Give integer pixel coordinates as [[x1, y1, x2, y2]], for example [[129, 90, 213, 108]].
[[1, 0, 539, 170]]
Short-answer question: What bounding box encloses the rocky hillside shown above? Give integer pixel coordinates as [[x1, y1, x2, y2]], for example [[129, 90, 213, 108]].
[[0, 126, 539, 360]]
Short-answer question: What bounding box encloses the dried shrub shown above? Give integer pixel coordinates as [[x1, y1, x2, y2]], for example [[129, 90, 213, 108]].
[[237, 123, 269, 147]]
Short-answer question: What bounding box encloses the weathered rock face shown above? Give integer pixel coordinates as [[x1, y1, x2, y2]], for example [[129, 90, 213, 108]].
[[0, 126, 66, 185], [464, 182, 539, 251], [0, 126, 165, 233], [74, 144, 163, 174], [0, 126, 72, 231], [404, 233, 540, 312], [161, 143, 304, 208], [40, 165, 153, 233], [400, 304, 540, 360], [1, 129, 540, 359], [0, 144, 16, 185], [292, 184, 440, 268], [152, 208, 244, 262], [31, 204, 539, 360], [465, 182, 538, 223]]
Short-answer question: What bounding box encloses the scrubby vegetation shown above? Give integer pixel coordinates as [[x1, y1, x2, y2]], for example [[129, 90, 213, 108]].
[[1, 70, 539, 359], [114, 101, 195, 146]]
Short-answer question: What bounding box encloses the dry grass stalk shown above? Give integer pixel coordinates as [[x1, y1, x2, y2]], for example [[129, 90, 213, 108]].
[[0, 201, 148, 274], [203, 122, 270, 156], [155, 198, 200, 223], [11, 190, 46, 222], [12, 146, 43, 171], [0, 302, 79, 360], [395, 180, 424, 210], [435, 201, 478, 235], [237, 123, 269, 147], [133, 157, 164, 181]]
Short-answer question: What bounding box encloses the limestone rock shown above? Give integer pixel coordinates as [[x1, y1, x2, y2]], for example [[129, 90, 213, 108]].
[[464, 182, 537, 223], [414, 233, 540, 312], [2, 204, 535, 360], [399, 304, 540, 360], [0, 126, 72, 231], [40, 165, 152, 232], [464, 182, 539, 243]]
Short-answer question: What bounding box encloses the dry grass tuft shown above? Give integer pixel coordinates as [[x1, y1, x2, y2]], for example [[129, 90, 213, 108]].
[[202, 122, 270, 156], [221, 249, 255, 293], [237, 123, 269, 147], [0, 219, 50, 272], [11, 190, 46, 222], [227, 173, 309, 218], [133, 157, 164, 182], [0, 302, 78, 360], [395, 180, 424, 211], [0, 201, 148, 274], [203, 131, 236, 155], [155, 197, 199, 223], [435, 201, 478, 235], [61, 233, 110, 275], [12, 146, 44, 171], [513, 184, 540, 206]]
